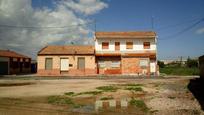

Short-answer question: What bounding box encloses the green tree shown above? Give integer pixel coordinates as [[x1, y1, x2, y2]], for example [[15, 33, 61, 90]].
[[187, 57, 198, 68], [158, 60, 165, 68]]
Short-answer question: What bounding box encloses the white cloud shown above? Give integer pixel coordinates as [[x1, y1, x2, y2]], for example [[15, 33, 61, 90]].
[[63, 0, 108, 15], [196, 27, 204, 34], [0, 0, 108, 58]]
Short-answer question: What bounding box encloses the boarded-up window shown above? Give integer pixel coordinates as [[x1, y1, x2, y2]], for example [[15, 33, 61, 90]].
[[126, 42, 133, 49], [115, 42, 120, 51], [143, 42, 150, 49], [102, 42, 109, 49], [98, 61, 105, 68], [111, 61, 120, 68], [139, 59, 148, 68], [45, 58, 53, 70], [78, 57, 85, 69]]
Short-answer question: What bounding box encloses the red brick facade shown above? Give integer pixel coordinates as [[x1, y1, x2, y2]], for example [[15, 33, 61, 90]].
[[38, 68, 96, 76], [38, 69, 60, 76], [96, 56, 153, 75]]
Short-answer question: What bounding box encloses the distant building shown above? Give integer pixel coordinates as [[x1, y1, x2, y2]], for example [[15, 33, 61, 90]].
[[160, 59, 187, 65], [0, 50, 31, 75]]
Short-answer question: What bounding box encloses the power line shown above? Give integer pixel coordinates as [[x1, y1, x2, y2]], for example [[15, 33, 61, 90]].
[[156, 16, 203, 31], [159, 17, 204, 40], [0, 21, 94, 29]]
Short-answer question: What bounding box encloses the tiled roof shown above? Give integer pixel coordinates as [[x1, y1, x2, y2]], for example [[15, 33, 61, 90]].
[[95, 31, 156, 39], [38, 45, 94, 55], [0, 50, 30, 58]]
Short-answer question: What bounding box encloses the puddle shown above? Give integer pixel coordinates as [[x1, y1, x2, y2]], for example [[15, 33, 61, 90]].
[[95, 98, 129, 111]]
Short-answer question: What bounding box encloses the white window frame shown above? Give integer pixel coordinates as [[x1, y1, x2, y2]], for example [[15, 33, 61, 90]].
[[98, 61, 105, 68], [139, 59, 148, 67], [111, 61, 120, 68]]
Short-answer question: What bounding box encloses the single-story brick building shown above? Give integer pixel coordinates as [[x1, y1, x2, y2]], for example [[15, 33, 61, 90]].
[[37, 45, 96, 76], [0, 49, 31, 75]]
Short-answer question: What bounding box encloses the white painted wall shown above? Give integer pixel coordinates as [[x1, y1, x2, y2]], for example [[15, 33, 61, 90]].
[[95, 38, 156, 52]]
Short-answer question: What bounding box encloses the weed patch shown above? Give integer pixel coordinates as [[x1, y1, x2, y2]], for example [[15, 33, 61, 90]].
[[76, 91, 102, 96], [129, 98, 149, 112], [47, 96, 74, 105], [125, 86, 143, 92], [64, 92, 75, 96], [96, 86, 118, 92]]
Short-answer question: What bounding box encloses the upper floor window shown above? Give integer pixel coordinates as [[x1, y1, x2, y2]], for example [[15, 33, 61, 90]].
[[102, 42, 109, 49], [143, 42, 150, 49], [115, 42, 120, 51], [126, 42, 133, 49]]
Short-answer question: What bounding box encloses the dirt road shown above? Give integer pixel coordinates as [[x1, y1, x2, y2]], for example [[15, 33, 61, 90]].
[[0, 77, 203, 115]]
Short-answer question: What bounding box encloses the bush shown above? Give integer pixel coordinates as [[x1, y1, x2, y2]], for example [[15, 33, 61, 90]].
[[187, 58, 198, 68], [160, 67, 199, 75], [158, 60, 165, 68]]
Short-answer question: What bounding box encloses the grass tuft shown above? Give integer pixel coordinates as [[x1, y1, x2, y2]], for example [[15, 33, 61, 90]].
[[129, 98, 149, 112], [125, 86, 143, 92], [64, 92, 75, 96], [76, 91, 102, 95], [47, 96, 73, 105], [96, 86, 118, 92]]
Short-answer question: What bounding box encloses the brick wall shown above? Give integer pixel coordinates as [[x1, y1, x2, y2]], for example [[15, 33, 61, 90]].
[[37, 69, 60, 76], [122, 57, 141, 74], [37, 68, 96, 76], [69, 68, 96, 76], [121, 57, 154, 75]]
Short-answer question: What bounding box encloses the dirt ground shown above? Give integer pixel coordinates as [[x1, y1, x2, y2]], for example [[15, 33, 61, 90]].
[[0, 77, 203, 115]]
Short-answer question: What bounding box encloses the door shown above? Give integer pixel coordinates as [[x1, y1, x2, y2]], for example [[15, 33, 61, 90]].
[[0, 62, 8, 75], [78, 57, 85, 69], [150, 62, 156, 73], [60, 58, 69, 71]]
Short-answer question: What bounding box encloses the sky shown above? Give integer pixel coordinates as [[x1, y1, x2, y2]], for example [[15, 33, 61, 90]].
[[0, 0, 204, 60]]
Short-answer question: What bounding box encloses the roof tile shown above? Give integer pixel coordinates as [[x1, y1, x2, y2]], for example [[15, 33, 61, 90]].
[[95, 31, 156, 39], [38, 45, 94, 55], [0, 50, 30, 58]]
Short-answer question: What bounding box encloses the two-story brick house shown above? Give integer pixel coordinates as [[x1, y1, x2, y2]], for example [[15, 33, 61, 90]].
[[95, 31, 158, 75]]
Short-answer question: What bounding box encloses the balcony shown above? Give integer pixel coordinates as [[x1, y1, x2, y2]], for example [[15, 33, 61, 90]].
[[95, 50, 156, 57]]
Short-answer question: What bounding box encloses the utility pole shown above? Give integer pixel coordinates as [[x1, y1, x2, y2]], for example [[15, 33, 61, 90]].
[[94, 19, 96, 35], [180, 56, 183, 66], [151, 16, 154, 30]]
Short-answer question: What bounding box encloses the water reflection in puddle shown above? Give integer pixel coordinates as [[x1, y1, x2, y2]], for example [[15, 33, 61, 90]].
[[95, 98, 129, 111]]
